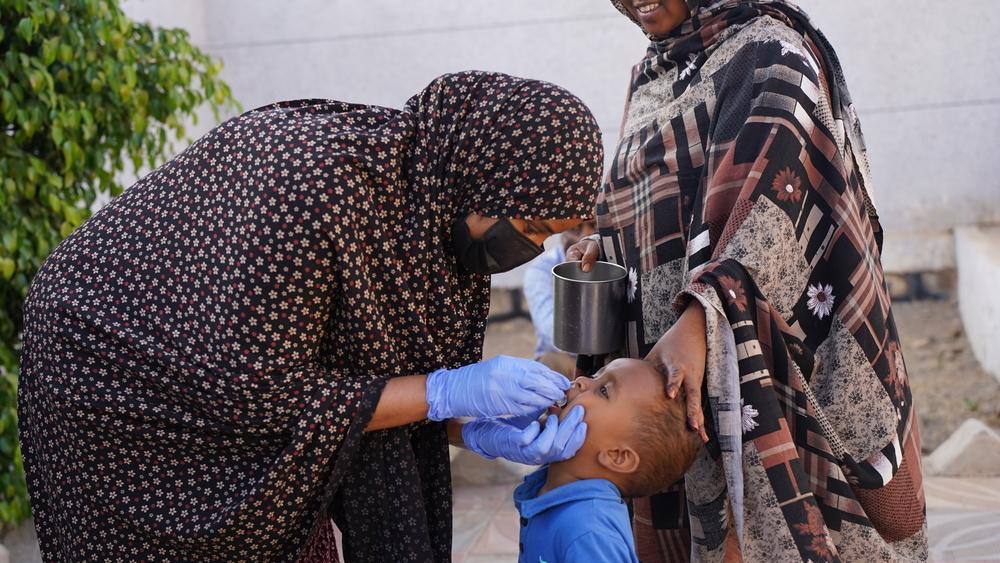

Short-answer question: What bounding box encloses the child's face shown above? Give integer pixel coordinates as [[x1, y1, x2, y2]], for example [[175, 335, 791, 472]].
[[552, 358, 663, 455]]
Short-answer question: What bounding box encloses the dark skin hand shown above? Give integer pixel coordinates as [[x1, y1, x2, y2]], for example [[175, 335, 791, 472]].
[[646, 299, 709, 443], [565, 237, 601, 273], [566, 238, 710, 442], [560, 220, 596, 253]]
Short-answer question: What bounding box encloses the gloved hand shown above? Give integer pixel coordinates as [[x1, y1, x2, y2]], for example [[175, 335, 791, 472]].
[[425, 355, 569, 421], [461, 405, 587, 465], [504, 406, 548, 430]]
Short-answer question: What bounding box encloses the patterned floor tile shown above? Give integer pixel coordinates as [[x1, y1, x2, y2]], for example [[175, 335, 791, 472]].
[[468, 506, 520, 556], [453, 484, 513, 513], [927, 510, 1000, 561], [452, 509, 494, 559], [925, 477, 1000, 561], [452, 477, 1000, 561], [925, 477, 1000, 511], [462, 556, 519, 563]]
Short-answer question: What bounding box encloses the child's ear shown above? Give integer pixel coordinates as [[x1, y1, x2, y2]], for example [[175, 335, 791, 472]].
[[597, 446, 640, 475]]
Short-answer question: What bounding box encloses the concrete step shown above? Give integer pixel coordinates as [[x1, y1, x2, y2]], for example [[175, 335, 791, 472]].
[[955, 225, 1000, 382], [925, 418, 1000, 477]]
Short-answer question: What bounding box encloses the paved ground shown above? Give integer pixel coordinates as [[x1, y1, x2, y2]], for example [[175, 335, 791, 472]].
[[925, 477, 1000, 561], [894, 299, 1000, 451], [7, 475, 998, 562], [451, 472, 1000, 562], [451, 292, 1000, 561], [6, 295, 999, 561]]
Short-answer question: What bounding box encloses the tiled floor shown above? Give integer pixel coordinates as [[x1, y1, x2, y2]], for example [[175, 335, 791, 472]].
[[5, 476, 997, 561], [453, 477, 1000, 562], [460, 297, 1000, 561], [453, 484, 521, 563], [925, 477, 1000, 561]]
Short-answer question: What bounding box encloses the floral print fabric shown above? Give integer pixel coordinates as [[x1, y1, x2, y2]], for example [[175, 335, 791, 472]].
[[596, 1, 926, 561], [18, 71, 602, 561]]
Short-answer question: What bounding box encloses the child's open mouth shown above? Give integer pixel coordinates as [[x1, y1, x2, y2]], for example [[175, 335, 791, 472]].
[[547, 396, 569, 415]]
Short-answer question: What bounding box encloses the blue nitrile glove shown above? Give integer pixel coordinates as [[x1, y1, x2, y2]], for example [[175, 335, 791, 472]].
[[425, 355, 570, 421], [504, 406, 548, 430], [461, 405, 587, 465]]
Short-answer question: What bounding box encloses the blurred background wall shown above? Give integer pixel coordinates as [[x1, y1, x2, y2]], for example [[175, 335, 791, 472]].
[[120, 0, 1000, 276]]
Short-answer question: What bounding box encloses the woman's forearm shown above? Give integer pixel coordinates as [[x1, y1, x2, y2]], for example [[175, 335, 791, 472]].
[[365, 378, 469, 446], [365, 356, 569, 432], [676, 297, 707, 340], [365, 375, 430, 431]]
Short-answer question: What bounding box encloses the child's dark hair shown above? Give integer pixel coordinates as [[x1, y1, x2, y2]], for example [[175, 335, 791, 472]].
[[621, 363, 703, 498]]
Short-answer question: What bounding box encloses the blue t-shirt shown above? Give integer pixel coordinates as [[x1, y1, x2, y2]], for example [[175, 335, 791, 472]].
[[513, 467, 639, 563]]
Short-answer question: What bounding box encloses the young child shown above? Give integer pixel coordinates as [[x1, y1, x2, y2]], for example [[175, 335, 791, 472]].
[[467, 358, 703, 562]]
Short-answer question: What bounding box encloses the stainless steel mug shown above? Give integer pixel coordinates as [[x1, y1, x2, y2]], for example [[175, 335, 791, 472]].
[[552, 260, 628, 355]]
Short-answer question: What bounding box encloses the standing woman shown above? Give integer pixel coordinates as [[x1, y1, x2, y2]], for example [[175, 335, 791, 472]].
[[18, 71, 603, 561], [569, 1, 927, 560]]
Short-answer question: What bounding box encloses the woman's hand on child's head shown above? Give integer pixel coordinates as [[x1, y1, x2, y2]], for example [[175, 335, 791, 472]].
[[461, 406, 587, 465], [645, 300, 709, 442]]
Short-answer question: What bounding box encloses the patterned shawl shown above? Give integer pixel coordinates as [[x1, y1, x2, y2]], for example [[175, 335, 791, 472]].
[[18, 71, 602, 562], [596, 1, 927, 561]]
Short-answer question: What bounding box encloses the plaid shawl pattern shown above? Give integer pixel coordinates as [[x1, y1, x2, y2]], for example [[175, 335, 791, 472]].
[[596, 2, 928, 561]]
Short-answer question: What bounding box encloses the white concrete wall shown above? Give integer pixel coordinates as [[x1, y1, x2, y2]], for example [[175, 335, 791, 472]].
[[119, 0, 209, 45], [121, 0, 1000, 273], [955, 227, 1000, 381], [796, 1, 1000, 272]]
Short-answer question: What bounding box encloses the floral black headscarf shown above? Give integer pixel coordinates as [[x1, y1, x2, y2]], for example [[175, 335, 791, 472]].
[[19, 71, 603, 562]]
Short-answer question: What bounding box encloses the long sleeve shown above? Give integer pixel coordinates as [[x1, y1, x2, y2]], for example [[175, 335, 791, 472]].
[[523, 246, 564, 357]]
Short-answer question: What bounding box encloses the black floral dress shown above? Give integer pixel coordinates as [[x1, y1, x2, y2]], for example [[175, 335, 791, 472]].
[[18, 71, 603, 562]]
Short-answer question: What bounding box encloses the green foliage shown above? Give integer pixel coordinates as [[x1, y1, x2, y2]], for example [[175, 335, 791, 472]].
[[0, 0, 238, 528], [964, 398, 979, 413]]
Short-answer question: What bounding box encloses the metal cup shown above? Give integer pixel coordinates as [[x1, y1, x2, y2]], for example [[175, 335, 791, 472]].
[[552, 260, 628, 355]]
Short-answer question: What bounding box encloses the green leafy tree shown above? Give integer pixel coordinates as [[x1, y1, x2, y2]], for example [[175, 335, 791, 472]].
[[0, 0, 238, 527]]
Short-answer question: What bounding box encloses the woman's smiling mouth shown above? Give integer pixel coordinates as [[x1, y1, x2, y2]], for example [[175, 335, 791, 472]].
[[633, 1, 662, 16]]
